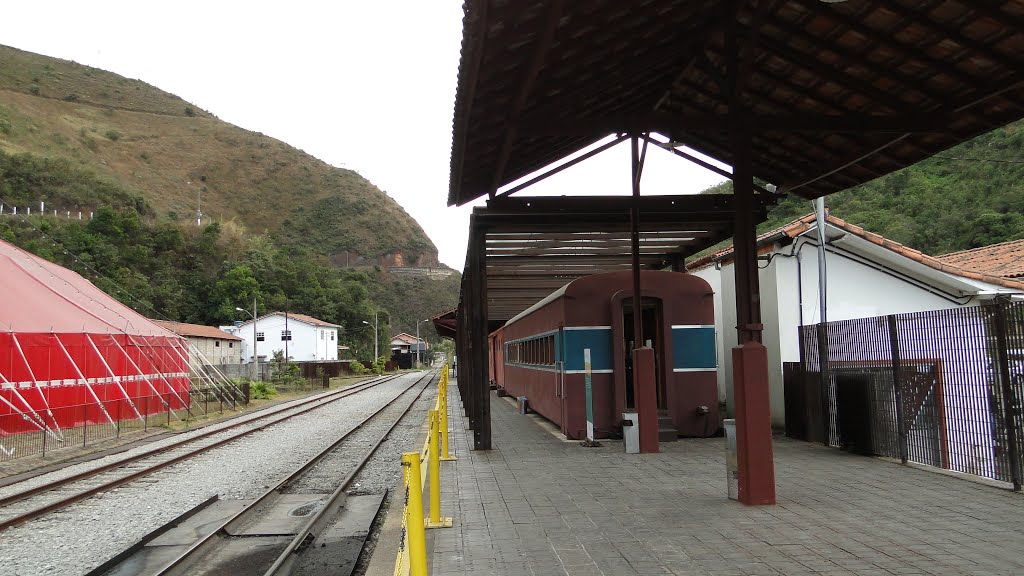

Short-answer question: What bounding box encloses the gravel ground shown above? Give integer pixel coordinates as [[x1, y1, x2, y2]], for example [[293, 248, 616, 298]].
[[0, 372, 432, 576], [285, 375, 432, 495], [0, 378, 385, 501], [349, 374, 446, 576]]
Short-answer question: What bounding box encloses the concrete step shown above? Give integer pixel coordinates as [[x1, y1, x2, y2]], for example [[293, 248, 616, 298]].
[[658, 414, 678, 442]]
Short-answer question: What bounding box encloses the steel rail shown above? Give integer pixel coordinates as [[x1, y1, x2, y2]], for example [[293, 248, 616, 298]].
[[0, 374, 400, 532], [265, 369, 438, 576], [151, 370, 437, 576]]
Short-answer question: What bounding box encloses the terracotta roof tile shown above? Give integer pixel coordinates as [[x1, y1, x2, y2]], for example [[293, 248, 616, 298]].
[[686, 213, 1024, 292], [936, 239, 1024, 279], [151, 320, 241, 340]]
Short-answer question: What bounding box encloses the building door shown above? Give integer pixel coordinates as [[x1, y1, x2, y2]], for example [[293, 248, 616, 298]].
[[622, 297, 665, 410]]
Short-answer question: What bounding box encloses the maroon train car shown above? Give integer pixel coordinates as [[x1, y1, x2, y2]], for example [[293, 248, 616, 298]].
[[488, 270, 718, 440]]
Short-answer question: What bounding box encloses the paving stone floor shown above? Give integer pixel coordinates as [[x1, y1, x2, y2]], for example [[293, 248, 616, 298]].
[[429, 382, 1024, 576]]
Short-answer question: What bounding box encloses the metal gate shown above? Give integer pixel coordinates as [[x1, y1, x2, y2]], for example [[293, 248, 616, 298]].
[[793, 301, 1024, 489]]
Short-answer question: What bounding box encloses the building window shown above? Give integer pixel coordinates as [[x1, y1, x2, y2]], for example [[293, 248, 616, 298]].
[[321, 331, 324, 340], [215, 341, 221, 347], [256, 332, 265, 342], [331, 332, 335, 341], [229, 342, 234, 348], [281, 330, 292, 341]]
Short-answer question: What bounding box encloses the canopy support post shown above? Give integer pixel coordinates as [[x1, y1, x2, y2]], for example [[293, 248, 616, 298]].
[[728, 0, 775, 504], [469, 215, 491, 450]]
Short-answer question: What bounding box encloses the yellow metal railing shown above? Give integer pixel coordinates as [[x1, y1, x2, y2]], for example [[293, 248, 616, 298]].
[[394, 363, 455, 576]]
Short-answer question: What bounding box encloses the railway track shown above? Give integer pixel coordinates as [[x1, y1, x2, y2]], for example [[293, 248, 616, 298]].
[[92, 369, 438, 576], [0, 373, 403, 532]]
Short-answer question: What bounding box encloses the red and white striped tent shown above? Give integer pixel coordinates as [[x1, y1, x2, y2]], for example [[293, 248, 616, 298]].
[[0, 239, 189, 438]]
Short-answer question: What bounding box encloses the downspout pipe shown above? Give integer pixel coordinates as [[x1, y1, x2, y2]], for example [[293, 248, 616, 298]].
[[814, 197, 828, 325]]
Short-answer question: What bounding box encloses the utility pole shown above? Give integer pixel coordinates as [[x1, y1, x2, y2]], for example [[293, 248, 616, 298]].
[[363, 311, 379, 361], [237, 298, 258, 379], [252, 297, 257, 379], [416, 318, 430, 369]]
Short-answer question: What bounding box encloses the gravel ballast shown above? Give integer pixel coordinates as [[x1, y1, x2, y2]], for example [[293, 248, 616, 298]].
[[0, 372, 437, 576]]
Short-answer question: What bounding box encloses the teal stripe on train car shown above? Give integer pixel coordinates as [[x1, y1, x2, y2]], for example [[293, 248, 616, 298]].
[[563, 327, 613, 372], [671, 326, 716, 371]]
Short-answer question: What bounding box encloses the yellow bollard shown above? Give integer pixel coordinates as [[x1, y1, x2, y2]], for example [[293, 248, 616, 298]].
[[440, 373, 456, 461], [426, 410, 453, 528], [401, 452, 428, 576]]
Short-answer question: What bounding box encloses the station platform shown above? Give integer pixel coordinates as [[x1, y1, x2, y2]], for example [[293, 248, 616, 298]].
[[419, 380, 1024, 576]]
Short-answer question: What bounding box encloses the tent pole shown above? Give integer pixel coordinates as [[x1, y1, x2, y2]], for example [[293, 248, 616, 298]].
[[166, 338, 222, 395], [0, 372, 50, 434], [126, 335, 189, 415], [52, 334, 115, 426], [10, 332, 61, 434], [110, 335, 184, 417], [86, 334, 145, 424], [188, 344, 245, 402]]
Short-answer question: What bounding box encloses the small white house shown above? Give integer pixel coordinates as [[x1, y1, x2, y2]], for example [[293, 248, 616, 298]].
[[151, 320, 241, 368], [230, 312, 340, 363], [688, 213, 1024, 429]]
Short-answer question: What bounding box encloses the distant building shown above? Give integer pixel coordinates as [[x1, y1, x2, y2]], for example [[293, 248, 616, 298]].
[[390, 332, 429, 368], [228, 312, 340, 363], [151, 320, 241, 368]]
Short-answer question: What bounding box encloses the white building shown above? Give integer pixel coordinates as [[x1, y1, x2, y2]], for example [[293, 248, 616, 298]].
[[150, 320, 241, 368], [688, 213, 1024, 429], [230, 312, 340, 363]]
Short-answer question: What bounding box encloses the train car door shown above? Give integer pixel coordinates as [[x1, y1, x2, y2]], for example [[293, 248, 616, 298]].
[[622, 297, 666, 410]]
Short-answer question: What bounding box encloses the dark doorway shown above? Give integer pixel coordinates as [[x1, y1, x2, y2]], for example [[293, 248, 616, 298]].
[[622, 297, 664, 409]]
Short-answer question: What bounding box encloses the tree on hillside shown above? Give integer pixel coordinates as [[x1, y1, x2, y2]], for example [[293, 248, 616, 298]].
[[209, 265, 262, 324]]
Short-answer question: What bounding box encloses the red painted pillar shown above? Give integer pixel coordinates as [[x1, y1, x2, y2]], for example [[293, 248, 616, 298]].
[[733, 342, 775, 505], [633, 347, 659, 453]]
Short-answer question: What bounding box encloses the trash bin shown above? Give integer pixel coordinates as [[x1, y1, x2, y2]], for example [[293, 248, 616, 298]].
[[517, 396, 529, 414], [622, 412, 639, 454], [724, 418, 737, 500]]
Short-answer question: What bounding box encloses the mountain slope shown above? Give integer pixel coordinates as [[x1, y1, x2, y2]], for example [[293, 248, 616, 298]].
[[698, 119, 1024, 257], [0, 44, 438, 268]]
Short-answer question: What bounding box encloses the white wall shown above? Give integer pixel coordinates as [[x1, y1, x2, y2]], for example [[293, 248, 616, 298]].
[[189, 336, 242, 367], [699, 235, 984, 429], [691, 266, 725, 405], [237, 315, 338, 363]]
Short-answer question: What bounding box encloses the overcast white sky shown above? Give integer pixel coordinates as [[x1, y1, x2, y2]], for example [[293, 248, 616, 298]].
[[2, 1, 727, 269]]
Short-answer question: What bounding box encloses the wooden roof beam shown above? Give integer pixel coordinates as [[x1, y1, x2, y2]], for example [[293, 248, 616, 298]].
[[802, 0, 984, 92], [882, 1, 1017, 72], [488, 0, 566, 197]]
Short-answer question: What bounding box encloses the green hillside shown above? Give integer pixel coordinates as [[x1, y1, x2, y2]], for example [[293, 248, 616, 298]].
[[0, 45, 458, 357], [701, 119, 1024, 256], [0, 44, 438, 268]]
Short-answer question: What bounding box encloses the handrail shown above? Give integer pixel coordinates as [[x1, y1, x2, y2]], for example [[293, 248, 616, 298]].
[[394, 363, 455, 576]]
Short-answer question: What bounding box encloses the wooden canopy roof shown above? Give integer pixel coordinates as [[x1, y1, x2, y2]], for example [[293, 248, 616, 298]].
[[449, 0, 1024, 207], [470, 193, 769, 322]]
